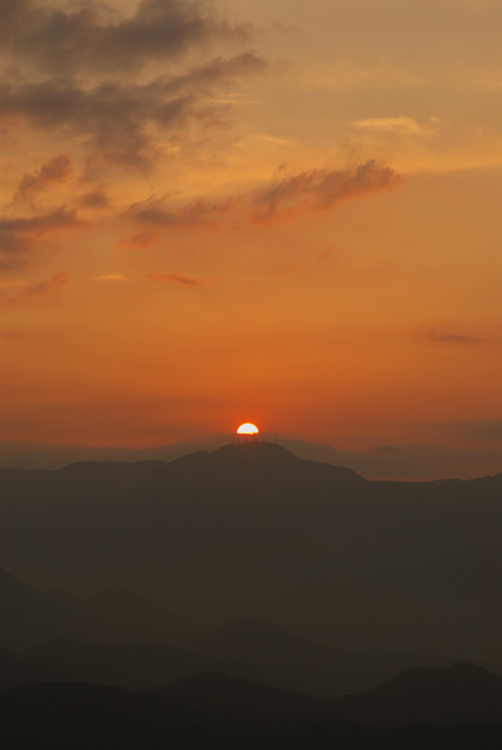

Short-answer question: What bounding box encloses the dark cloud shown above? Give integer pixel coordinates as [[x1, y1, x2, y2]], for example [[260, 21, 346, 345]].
[[117, 231, 159, 248], [1, 271, 70, 304], [251, 161, 402, 223], [0, 207, 81, 267], [433, 333, 475, 342], [130, 195, 233, 227], [409, 321, 478, 344], [128, 160, 401, 228], [0, 52, 268, 167], [0, 0, 252, 77], [372, 445, 399, 453], [146, 271, 202, 286], [79, 190, 109, 209], [13, 154, 72, 203]]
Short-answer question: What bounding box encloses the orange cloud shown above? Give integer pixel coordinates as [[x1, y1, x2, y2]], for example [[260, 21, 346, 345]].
[[116, 231, 159, 249], [0, 207, 82, 268], [146, 271, 203, 287], [13, 155, 72, 204], [320, 244, 339, 260], [2, 271, 70, 305], [408, 320, 478, 344], [79, 191, 109, 210], [128, 161, 401, 232], [128, 196, 233, 229], [250, 161, 401, 223]]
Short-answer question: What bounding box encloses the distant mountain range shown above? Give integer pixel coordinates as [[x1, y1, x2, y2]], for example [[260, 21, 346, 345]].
[[1, 564, 502, 698], [0, 565, 197, 651], [1, 442, 501, 662]]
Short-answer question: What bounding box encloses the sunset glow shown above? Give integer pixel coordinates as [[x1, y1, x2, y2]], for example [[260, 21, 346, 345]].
[[0, 0, 500, 479]]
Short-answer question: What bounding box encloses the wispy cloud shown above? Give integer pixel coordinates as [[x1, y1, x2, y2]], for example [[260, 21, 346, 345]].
[[129, 160, 402, 230], [250, 160, 401, 223], [349, 117, 432, 135], [116, 231, 159, 249], [12, 155, 72, 204], [146, 271, 203, 286], [1, 271, 70, 304], [0, 207, 82, 268], [93, 273, 128, 281], [408, 320, 479, 344], [79, 191, 109, 210]]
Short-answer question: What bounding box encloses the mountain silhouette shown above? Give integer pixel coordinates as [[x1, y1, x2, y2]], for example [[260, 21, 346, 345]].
[[1, 596, 501, 699], [2, 676, 502, 749], [153, 664, 502, 726], [1, 442, 501, 660], [197, 617, 377, 697], [0, 567, 196, 651], [152, 671, 322, 722]]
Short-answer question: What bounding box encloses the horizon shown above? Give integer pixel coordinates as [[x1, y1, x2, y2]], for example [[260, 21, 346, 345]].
[[1, 432, 501, 481]]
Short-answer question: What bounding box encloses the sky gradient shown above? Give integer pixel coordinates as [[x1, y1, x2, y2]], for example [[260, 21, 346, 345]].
[[1, 0, 501, 478]]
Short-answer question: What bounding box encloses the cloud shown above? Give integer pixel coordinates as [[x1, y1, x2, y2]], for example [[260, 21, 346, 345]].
[[129, 195, 234, 228], [93, 273, 127, 281], [250, 161, 401, 223], [349, 117, 432, 135], [129, 160, 401, 229], [116, 231, 159, 248], [0, 0, 253, 77], [1, 271, 70, 304], [320, 245, 339, 260], [13, 154, 72, 203], [0, 53, 268, 167], [146, 271, 202, 286], [408, 320, 478, 343], [0, 207, 81, 267], [79, 191, 109, 209]]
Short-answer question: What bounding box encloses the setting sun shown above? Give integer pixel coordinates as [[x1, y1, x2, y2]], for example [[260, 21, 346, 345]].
[[237, 423, 259, 435]]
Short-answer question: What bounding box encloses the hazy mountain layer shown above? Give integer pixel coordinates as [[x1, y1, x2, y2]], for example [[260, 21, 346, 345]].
[[1, 443, 501, 660]]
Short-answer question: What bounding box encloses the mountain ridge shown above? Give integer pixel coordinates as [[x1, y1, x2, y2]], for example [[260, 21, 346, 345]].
[[1, 444, 501, 661]]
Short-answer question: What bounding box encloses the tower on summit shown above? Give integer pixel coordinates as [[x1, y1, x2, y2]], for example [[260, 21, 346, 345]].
[[235, 423, 259, 443]]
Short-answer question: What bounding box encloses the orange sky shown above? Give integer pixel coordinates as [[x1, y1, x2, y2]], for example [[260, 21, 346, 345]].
[[1, 0, 501, 476]]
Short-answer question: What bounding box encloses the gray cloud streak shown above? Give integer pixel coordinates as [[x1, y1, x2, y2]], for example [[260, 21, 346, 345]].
[[14, 154, 72, 203], [0, 207, 81, 266], [127, 160, 401, 227], [0, 0, 252, 77], [0, 52, 268, 167]]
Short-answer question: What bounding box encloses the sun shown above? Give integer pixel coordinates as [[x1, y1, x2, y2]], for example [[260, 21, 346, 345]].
[[237, 423, 259, 435]]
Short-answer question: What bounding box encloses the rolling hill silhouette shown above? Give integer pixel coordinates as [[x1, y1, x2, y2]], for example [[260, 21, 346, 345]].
[[153, 664, 502, 726], [0, 566, 197, 651], [1, 586, 502, 698], [332, 662, 502, 725], [2, 667, 502, 749], [1, 442, 501, 661]]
